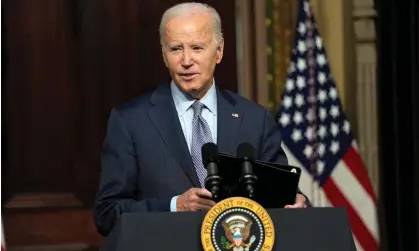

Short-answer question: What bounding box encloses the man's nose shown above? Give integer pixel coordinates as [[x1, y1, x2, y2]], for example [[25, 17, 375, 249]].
[[181, 50, 193, 67]]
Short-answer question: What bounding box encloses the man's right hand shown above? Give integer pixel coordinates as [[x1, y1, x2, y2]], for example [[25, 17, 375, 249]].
[[176, 188, 216, 211]]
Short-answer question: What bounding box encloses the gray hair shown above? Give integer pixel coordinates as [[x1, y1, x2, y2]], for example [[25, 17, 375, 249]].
[[159, 2, 223, 46]]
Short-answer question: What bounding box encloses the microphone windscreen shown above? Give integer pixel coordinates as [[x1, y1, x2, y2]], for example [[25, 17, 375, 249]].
[[202, 142, 219, 165], [237, 142, 255, 161]]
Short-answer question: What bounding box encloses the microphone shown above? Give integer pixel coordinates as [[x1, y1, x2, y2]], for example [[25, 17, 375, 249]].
[[237, 142, 258, 199], [202, 142, 222, 202]]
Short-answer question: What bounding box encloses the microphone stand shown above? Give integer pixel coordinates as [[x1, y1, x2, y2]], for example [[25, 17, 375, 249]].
[[205, 173, 222, 203], [240, 157, 258, 200]]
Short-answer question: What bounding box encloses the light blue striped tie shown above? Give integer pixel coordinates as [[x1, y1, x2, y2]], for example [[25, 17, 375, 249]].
[[190, 101, 213, 187]]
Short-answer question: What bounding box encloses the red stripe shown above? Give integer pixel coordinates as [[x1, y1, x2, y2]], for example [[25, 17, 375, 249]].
[[323, 178, 379, 251], [343, 146, 377, 201]]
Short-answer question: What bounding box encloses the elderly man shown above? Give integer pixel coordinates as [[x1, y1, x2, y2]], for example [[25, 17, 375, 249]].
[[94, 2, 309, 236]]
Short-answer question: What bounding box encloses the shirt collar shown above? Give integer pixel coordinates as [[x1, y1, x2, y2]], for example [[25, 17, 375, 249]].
[[170, 79, 217, 116]]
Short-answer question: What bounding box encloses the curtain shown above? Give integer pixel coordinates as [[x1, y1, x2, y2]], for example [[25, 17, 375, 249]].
[[375, 0, 419, 250]]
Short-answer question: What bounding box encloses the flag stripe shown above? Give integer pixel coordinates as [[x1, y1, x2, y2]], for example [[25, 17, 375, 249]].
[[345, 144, 376, 200], [332, 158, 379, 240], [323, 178, 378, 251], [353, 232, 364, 251]]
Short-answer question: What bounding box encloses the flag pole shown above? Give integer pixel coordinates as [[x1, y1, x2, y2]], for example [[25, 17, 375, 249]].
[[304, 0, 320, 206]]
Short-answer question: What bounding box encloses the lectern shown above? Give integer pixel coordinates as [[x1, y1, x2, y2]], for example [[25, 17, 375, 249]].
[[100, 207, 356, 251]]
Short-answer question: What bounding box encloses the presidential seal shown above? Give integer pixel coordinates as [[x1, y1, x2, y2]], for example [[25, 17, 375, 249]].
[[201, 197, 275, 251]]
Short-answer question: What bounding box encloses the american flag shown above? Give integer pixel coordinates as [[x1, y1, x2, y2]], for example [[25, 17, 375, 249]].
[[275, 0, 379, 250]]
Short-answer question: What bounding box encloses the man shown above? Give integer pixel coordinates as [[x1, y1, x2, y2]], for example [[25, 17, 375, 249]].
[[94, 2, 309, 237]]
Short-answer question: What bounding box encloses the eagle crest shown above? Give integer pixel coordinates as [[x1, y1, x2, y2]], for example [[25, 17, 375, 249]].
[[222, 215, 255, 249]]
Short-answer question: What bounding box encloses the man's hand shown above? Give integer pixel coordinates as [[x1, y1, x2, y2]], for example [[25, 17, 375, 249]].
[[284, 194, 307, 208], [177, 188, 216, 211]]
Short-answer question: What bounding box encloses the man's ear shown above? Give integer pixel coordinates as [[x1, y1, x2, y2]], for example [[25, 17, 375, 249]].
[[161, 47, 169, 68], [216, 38, 224, 64]]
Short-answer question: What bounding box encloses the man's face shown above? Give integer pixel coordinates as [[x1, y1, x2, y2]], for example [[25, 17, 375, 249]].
[[161, 13, 224, 98]]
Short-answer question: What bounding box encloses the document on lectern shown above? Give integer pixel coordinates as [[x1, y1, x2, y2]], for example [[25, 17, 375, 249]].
[[217, 152, 302, 209]]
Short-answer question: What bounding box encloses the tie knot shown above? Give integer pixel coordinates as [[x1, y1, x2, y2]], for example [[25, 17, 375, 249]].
[[192, 101, 205, 117]]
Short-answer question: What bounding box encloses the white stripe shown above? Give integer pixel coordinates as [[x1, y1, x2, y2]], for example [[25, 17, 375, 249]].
[[282, 143, 331, 207], [331, 160, 379, 241]]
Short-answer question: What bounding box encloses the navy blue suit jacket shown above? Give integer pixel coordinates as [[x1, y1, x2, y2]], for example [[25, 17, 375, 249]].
[[94, 84, 302, 236]]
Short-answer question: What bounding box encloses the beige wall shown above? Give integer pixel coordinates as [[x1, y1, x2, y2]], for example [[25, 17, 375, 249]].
[[311, 0, 347, 102], [310, 0, 357, 129]]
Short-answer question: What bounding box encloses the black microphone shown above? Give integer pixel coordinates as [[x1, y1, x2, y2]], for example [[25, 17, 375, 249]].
[[202, 142, 222, 202], [237, 142, 258, 199]]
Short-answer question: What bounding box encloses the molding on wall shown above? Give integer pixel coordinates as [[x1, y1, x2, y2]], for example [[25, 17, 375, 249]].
[[352, 0, 379, 196], [235, 0, 255, 101], [254, 0, 268, 108], [4, 193, 83, 209]]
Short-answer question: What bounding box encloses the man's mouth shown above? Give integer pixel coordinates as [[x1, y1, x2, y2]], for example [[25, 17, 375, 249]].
[[179, 73, 198, 81]]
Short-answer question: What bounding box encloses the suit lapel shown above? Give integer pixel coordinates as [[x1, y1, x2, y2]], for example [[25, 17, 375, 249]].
[[147, 85, 200, 187], [216, 88, 243, 155]]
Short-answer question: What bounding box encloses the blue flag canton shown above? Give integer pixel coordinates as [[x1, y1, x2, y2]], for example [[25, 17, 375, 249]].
[[276, 0, 354, 186]]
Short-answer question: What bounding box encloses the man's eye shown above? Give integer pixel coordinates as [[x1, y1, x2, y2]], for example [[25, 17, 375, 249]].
[[193, 47, 203, 51], [170, 47, 181, 51]]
